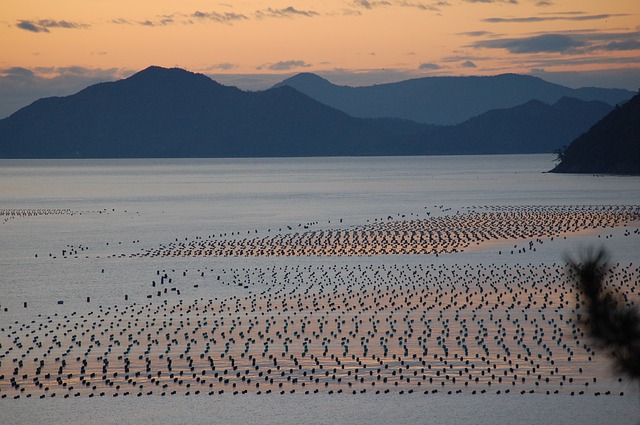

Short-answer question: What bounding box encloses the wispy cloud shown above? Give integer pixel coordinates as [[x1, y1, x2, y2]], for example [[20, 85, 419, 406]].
[[599, 39, 640, 51], [16, 19, 90, 33], [341, 9, 363, 16], [255, 7, 319, 19], [472, 34, 585, 53], [111, 18, 132, 25], [538, 11, 585, 15], [518, 54, 640, 71], [458, 31, 494, 37], [462, 0, 518, 4], [484, 13, 627, 23], [205, 63, 238, 71], [111, 15, 175, 27], [399, 1, 450, 11], [352, 0, 392, 9], [418, 62, 441, 70], [30, 66, 127, 79], [16, 21, 45, 33], [471, 30, 640, 54], [110, 11, 247, 27], [441, 53, 493, 63], [112, 6, 316, 28], [0, 67, 37, 79], [461, 60, 477, 68], [258, 60, 312, 71], [192, 11, 248, 24], [138, 15, 176, 27]]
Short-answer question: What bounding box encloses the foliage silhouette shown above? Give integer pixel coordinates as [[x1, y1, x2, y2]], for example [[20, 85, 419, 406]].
[[568, 247, 640, 380]]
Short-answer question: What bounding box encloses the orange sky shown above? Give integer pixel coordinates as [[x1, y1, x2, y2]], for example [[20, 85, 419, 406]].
[[0, 0, 639, 116]]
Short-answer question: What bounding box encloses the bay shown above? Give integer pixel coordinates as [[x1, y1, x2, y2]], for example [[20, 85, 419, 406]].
[[1, 154, 639, 424]]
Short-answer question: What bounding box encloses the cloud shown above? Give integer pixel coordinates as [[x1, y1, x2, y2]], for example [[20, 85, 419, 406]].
[[342, 9, 363, 16], [31, 66, 126, 79], [470, 29, 640, 56], [458, 31, 494, 37], [531, 55, 640, 68], [255, 7, 319, 19], [463, 0, 518, 3], [484, 13, 626, 23], [113, 17, 163, 27], [137, 16, 176, 27], [192, 11, 248, 24], [598, 39, 640, 51], [111, 11, 248, 27], [258, 60, 312, 71], [206, 63, 238, 71], [472, 34, 585, 53], [16, 21, 45, 33], [419, 62, 441, 70], [399, 1, 450, 11], [352, 0, 392, 9], [16, 19, 90, 33], [441, 53, 492, 63], [0, 67, 37, 79], [461, 60, 477, 68], [573, 30, 640, 43]]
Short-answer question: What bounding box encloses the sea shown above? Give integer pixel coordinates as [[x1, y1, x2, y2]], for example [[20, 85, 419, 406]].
[[1, 154, 639, 424]]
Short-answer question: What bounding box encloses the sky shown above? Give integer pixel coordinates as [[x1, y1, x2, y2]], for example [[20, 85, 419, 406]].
[[1, 0, 639, 118]]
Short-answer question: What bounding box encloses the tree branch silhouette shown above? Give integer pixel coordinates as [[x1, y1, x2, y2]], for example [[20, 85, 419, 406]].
[[568, 247, 640, 380]]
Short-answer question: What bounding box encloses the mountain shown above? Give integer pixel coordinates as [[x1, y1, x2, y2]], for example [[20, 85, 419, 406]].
[[274, 73, 632, 125], [0, 66, 614, 158], [551, 93, 640, 174], [0, 66, 427, 158], [404, 97, 613, 155]]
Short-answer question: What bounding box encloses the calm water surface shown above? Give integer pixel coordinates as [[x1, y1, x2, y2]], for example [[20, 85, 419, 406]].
[[1, 155, 639, 424]]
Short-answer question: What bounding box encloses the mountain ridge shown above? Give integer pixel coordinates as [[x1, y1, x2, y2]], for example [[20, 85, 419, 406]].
[[0, 67, 425, 158], [0, 66, 616, 158], [274, 72, 632, 125]]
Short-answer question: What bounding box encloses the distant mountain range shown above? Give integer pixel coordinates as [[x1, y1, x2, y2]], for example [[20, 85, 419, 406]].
[[274, 72, 632, 125], [0, 66, 620, 158], [551, 93, 640, 174]]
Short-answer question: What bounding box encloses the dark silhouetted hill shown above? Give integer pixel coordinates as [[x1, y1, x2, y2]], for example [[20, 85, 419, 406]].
[[0, 66, 427, 158], [274, 73, 632, 125], [551, 93, 640, 174], [0, 66, 615, 158], [407, 97, 613, 155]]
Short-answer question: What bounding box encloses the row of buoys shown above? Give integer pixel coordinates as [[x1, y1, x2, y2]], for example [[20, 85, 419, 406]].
[[3, 204, 637, 399], [1, 386, 626, 398], [2, 261, 636, 398], [15, 295, 128, 310], [1, 208, 97, 225], [1, 388, 626, 398], [118, 205, 640, 259], [0, 208, 73, 217]]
